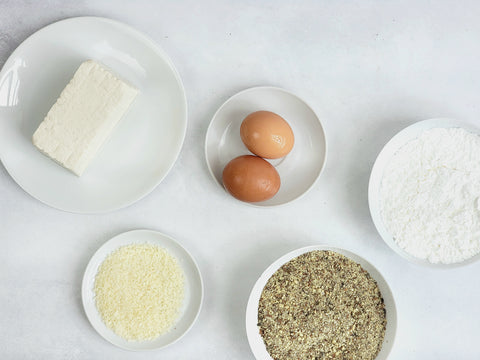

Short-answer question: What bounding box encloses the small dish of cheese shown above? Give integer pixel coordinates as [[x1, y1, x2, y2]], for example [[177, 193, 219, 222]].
[[82, 229, 204, 351]]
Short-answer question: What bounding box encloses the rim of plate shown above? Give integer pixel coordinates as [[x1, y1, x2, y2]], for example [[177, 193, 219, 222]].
[[204, 86, 328, 208], [368, 118, 480, 268], [245, 245, 396, 360], [0, 16, 188, 214], [81, 229, 204, 351]]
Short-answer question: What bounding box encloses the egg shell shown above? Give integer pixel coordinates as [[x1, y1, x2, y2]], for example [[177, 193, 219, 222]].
[[240, 111, 294, 159], [222, 155, 281, 203]]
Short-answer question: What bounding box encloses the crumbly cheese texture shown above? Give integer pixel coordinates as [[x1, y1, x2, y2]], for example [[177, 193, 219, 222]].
[[32, 60, 138, 176], [380, 127, 480, 264], [94, 244, 185, 341]]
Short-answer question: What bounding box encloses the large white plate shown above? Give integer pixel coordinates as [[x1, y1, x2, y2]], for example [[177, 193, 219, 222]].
[[82, 229, 203, 351], [246, 245, 396, 360], [205, 87, 327, 206], [0, 17, 187, 213], [368, 118, 480, 268]]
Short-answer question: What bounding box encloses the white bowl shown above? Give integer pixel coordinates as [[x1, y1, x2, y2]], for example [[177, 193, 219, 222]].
[[205, 86, 327, 206], [0, 17, 187, 213], [368, 118, 480, 268], [246, 245, 396, 360], [82, 229, 203, 351]]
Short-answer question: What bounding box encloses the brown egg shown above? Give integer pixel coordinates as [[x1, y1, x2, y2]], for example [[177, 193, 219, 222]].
[[240, 111, 294, 159], [222, 155, 281, 202]]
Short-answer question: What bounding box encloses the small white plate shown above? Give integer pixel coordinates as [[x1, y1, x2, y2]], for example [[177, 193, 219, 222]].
[[205, 86, 327, 206], [82, 229, 203, 351], [368, 118, 480, 268], [246, 245, 396, 360], [0, 17, 187, 213]]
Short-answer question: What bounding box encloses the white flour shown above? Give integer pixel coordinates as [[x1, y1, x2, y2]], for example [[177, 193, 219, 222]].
[[380, 127, 480, 264]]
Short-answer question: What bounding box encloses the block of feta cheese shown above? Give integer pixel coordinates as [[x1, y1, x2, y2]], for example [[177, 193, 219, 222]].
[[32, 60, 138, 176]]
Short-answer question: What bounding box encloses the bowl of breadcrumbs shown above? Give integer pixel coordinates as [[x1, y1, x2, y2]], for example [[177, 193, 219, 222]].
[[246, 245, 396, 360]]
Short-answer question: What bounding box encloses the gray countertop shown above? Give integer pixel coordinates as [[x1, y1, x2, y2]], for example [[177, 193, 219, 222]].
[[1, 1, 479, 359]]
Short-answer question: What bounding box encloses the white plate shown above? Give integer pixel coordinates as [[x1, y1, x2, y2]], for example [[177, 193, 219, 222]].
[[205, 86, 327, 206], [0, 17, 187, 213], [246, 245, 396, 360], [368, 118, 480, 268], [82, 229, 203, 351]]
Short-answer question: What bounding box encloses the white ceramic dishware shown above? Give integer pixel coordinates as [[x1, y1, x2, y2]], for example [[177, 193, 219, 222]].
[[246, 245, 396, 360], [0, 17, 187, 213], [205, 86, 327, 206], [368, 118, 480, 268], [82, 229, 203, 351]]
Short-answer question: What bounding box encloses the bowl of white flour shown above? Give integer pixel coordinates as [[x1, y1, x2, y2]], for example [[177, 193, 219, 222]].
[[369, 119, 480, 267]]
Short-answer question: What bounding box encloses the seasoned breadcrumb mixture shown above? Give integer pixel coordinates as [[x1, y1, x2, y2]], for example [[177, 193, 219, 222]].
[[258, 251, 386, 360]]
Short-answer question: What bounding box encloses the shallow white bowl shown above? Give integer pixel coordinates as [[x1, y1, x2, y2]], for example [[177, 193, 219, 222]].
[[246, 245, 396, 360], [82, 229, 203, 351], [205, 86, 327, 206], [368, 118, 480, 268], [0, 17, 187, 213]]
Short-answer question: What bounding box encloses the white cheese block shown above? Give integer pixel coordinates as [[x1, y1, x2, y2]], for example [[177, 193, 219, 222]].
[[32, 60, 138, 176]]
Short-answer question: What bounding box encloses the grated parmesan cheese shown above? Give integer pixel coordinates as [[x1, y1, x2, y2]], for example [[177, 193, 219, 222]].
[[94, 243, 185, 341]]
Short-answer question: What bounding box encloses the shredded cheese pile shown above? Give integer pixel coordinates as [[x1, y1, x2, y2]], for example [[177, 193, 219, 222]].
[[94, 244, 185, 341]]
